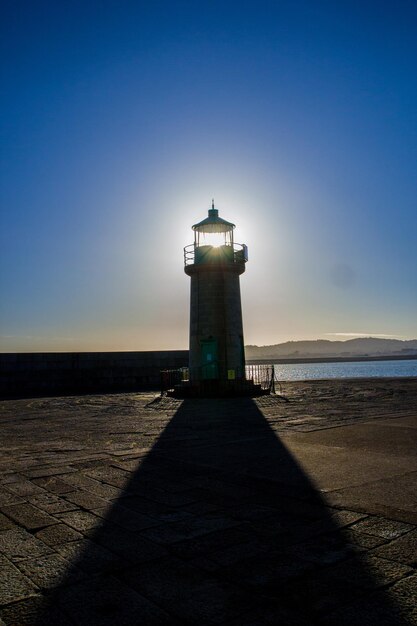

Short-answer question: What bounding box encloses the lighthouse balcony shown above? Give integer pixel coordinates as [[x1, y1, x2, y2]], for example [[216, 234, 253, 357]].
[[184, 243, 248, 268]]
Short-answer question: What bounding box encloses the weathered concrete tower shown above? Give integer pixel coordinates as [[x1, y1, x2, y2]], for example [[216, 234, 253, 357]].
[[184, 201, 248, 391]]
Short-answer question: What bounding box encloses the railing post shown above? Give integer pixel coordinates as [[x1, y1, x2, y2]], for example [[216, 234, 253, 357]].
[[270, 365, 275, 394]]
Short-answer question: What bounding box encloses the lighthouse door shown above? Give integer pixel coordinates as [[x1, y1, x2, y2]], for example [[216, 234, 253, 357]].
[[201, 339, 218, 380]]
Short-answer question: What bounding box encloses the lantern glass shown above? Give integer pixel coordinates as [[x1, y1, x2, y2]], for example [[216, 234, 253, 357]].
[[196, 229, 233, 248]]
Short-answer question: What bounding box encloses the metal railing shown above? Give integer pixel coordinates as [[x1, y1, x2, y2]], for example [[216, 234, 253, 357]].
[[245, 363, 275, 393], [160, 368, 189, 395], [184, 243, 248, 267], [160, 363, 275, 396]]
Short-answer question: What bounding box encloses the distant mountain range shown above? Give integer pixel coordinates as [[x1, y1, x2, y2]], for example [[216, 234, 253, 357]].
[[245, 338, 417, 360]]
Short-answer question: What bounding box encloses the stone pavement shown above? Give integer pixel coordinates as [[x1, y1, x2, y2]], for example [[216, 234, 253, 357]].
[[0, 378, 416, 625]]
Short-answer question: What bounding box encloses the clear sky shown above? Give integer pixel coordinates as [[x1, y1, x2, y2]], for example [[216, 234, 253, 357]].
[[1, 0, 416, 352]]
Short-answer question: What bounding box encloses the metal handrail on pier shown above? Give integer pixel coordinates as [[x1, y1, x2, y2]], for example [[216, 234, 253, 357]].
[[160, 363, 275, 396]]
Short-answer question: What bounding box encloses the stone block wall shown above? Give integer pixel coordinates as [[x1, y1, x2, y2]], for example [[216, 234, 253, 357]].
[[0, 351, 189, 398]]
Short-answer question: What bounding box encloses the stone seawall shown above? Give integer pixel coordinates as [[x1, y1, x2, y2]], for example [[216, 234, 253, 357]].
[[0, 351, 189, 397]]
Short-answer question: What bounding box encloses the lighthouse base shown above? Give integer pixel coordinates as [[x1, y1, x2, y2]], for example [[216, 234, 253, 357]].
[[161, 365, 275, 398], [167, 379, 269, 399]]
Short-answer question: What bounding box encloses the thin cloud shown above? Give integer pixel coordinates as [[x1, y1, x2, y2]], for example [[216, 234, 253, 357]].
[[0, 335, 75, 341], [325, 333, 404, 339]]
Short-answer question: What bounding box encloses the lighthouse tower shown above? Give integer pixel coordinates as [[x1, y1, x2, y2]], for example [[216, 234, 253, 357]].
[[183, 201, 249, 393]]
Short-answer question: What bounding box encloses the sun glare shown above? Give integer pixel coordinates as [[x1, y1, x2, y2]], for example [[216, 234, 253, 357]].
[[199, 231, 229, 248]]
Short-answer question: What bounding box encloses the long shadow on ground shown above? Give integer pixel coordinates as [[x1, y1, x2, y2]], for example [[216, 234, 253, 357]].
[[30, 397, 411, 625]]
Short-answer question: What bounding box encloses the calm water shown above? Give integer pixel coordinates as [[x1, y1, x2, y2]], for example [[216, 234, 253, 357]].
[[273, 359, 417, 381]]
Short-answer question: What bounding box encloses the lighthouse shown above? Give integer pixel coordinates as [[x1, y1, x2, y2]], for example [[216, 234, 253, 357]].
[[183, 201, 249, 394]]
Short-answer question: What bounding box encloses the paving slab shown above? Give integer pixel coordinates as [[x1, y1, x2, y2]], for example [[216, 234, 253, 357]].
[[4, 480, 45, 497], [15, 553, 85, 590], [56, 538, 123, 574], [370, 529, 417, 566], [1, 503, 58, 530], [55, 510, 102, 533], [120, 556, 254, 624], [28, 492, 78, 514], [22, 466, 77, 479], [0, 488, 24, 507], [0, 594, 80, 625], [32, 476, 77, 495], [35, 523, 83, 547], [0, 515, 14, 533], [0, 527, 53, 561], [0, 560, 38, 605], [61, 472, 120, 499], [350, 515, 414, 540], [91, 503, 157, 531], [64, 489, 110, 510], [56, 575, 172, 625]]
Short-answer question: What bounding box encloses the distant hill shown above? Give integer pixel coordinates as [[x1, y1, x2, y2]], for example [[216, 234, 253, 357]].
[[245, 338, 417, 360]]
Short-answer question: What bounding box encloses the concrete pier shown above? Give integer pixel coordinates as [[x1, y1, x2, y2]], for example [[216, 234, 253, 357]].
[[0, 378, 416, 624]]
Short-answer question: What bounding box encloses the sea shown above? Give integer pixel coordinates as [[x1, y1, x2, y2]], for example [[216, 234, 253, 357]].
[[273, 358, 417, 381]]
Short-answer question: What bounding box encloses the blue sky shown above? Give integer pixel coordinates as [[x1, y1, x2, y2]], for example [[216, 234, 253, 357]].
[[1, 0, 416, 351]]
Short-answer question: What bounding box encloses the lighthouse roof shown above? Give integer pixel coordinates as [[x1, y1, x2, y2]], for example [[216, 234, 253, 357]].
[[192, 207, 235, 233]]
